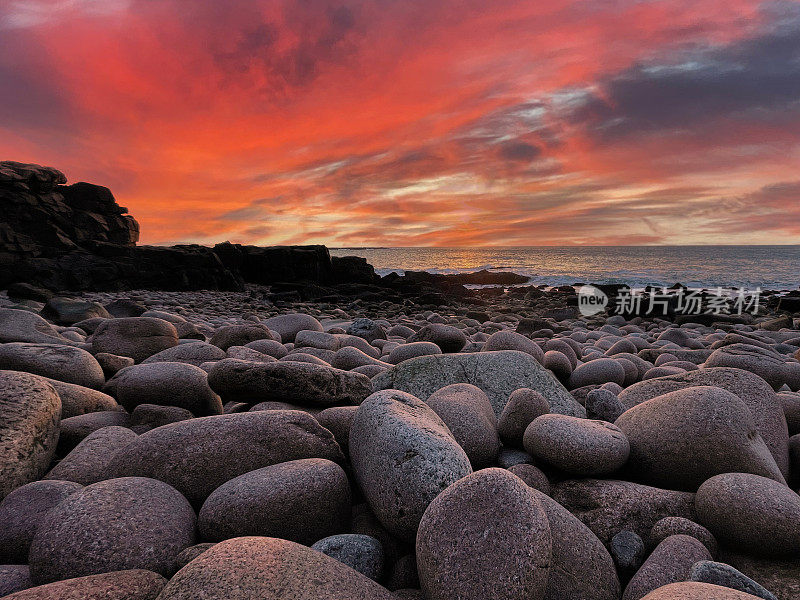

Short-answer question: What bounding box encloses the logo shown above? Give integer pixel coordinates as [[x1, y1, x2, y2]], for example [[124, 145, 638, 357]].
[[578, 285, 609, 316]]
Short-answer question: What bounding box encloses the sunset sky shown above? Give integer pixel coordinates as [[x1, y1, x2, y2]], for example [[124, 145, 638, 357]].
[[2, 0, 799, 246]]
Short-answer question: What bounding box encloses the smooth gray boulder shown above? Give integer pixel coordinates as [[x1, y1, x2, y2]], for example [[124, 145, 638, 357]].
[[372, 350, 585, 418], [0, 342, 104, 389]]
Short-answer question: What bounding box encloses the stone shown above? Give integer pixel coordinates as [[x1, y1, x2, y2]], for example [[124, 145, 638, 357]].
[[104, 299, 147, 318], [482, 330, 544, 362], [45, 426, 137, 485], [0, 565, 32, 597], [498, 388, 550, 448], [157, 536, 396, 599], [207, 358, 371, 407], [140, 342, 227, 366], [173, 543, 216, 572], [415, 469, 552, 600], [543, 350, 573, 380], [777, 392, 800, 435], [295, 331, 379, 357], [209, 324, 275, 350], [6, 283, 52, 303], [104, 362, 222, 416], [91, 317, 179, 363], [244, 339, 287, 358], [407, 324, 467, 353], [198, 458, 350, 545], [523, 414, 629, 476], [623, 535, 712, 600], [425, 383, 500, 468], [0, 308, 77, 345], [507, 463, 551, 495], [695, 472, 800, 557], [690, 561, 778, 600], [387, 342, 442, 364], [615, 386, 785, 490], [0, 570, 167, 600], [106, 411, 343, 506], [129, 404, 193, 430], [347, 318, 387, 343], [0, 480, 83, 564], [611, 530, 647, 581], [0, 342, 104, 389], [718, 551, 800, 600], [586, 387, 626, 422], [498, 448, 535, 468], [704, 344, 788, 390], [57, 411, 131, 454], [95, 352, 135, 377], [349, 390, 472, 542], [535, 488, 621, 600], [226, 346, 278, 363], [311, 534, 384, 581], [551, 479, 697, 544], [41, 298, 109, 325], [0, 371, 61, 499], [618, 367, 790, 478], [29, 477, 196, 583], [568, 358, 627, 389], [316, 405, 358, 453], [40, 378, 118, 418], [262, 313, 323, 343], [372, 350, 585, 418], [639, 582, 765, 599], [649, 517, 718, 556], [331, 346, 390, 371]]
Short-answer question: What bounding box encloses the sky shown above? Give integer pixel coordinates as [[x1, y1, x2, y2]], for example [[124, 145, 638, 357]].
[[2, 0, 800, 246]]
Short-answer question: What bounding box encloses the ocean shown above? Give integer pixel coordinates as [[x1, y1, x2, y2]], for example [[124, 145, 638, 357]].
[[329, 246, 800, 291]]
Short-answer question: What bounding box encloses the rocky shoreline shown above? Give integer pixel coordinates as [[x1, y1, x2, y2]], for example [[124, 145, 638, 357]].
[[2, 160, 800, 600]]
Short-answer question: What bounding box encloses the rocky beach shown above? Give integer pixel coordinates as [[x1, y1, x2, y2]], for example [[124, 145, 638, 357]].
[[2, 162, 800, 600]]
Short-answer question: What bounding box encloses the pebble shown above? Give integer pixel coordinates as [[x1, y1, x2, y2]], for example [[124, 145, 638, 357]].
[[610, 530, 647, 581], [586, 387, 626, 421]]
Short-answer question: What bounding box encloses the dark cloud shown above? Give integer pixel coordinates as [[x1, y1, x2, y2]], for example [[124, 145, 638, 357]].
[[498, 141, 540, 161], [571, 9, 800, 139]]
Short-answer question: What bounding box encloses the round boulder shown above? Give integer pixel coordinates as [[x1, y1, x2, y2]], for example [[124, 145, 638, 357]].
[[695, 472, 800, 556], [29, 477, 196, 583], [45, 426, 137, 485], [568, 358, 626, 389], [1, 569, 167, 600], [523, 414, 629, 476], [483, 330, 544, 362], [349, 390, 472, 542], [387, 342, 442, 365], [416, 468, 552, 600], [91, 318, 179, 363], [0, 342, 104, 389], [198, 458, 350, 545], [141, 342, 226, 366], [639, 582, 767, 599], [407, 324, 467, 353], [497, 388, 550, 448], [262, 313, 323, 343], [311, 534, 384, 582], [209, 324, 275, 351], [0, 371, 61, 499], [623, 535, 712, 600]]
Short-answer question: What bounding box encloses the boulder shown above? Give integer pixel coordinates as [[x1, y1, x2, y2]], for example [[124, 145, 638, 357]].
[[207, 358, 371, 407], [639, 582, 769, 599], [262, 313, 322, 343], [41, 298, 109, 325], [568, 358, 627, 389], [482, 330, 544, 362], [615, 386, 785, 490], [104, 362, 222, 416], [551, 479, 696, 544], [349, 390, 472, 542], [45, 426, 137, 485], [416, 468, 552, 600], [129, 404, 193, 431], [57, 411, 131, 454], [387, 342, 442, 365], [690, 561, 778, 600], [507, 463, 551, 495], [29, 477, 196, 583], [0, 480, 83, 564], [141, 342, 227, 366], [372, 351, 585, 418], [425, 383, 500, 468], [0, 565, 32, 597], [198, 458, 350, 544], [316, 406, 358, 453], [0, 308, 77, 345], [91, 318, 179, 363], [649, 517, 718, 556], [44, 379, 118, 418], [407, 324, 467, 353], [618, 368, 790, 478], [704, 344, 788, 390], [106, 411, 343, 506], [695, 472, 800, 556], [0, 371, 61, 499], [0, 570, 167, 600], [523, 414, 629, 476], [209, 324, 275, 350], [718, 551, 800, 600], [347, 318, 387, 343], [311, 534, 384, 582], [623, 535, 712, 600], [0, 342, 104, 389], [158, 536, 395, 599]]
